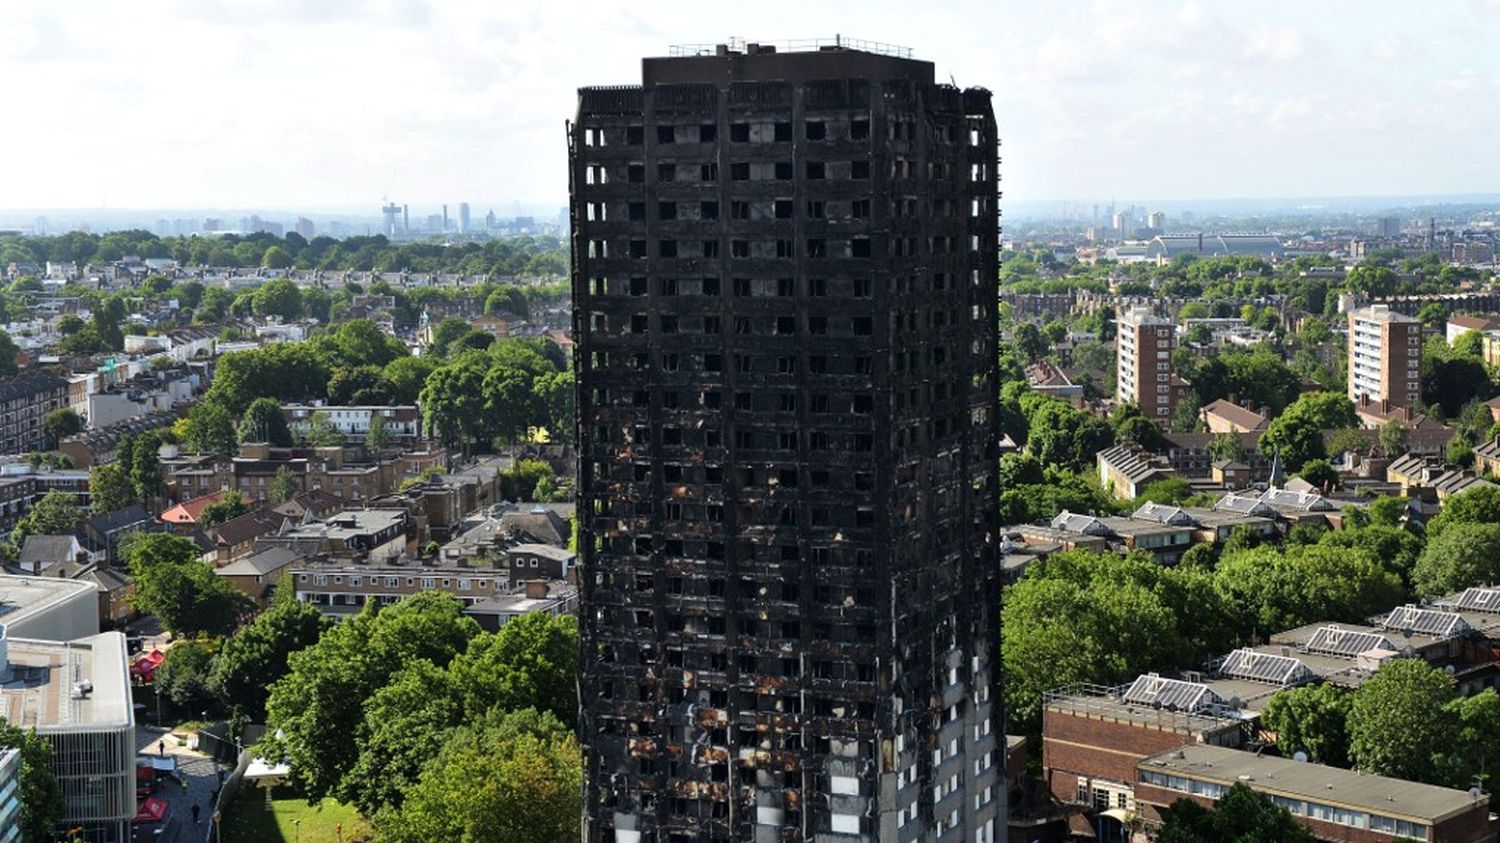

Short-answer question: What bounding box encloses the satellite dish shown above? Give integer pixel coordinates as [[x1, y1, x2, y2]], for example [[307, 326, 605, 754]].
[[1446, 664, 1457, 675], [1470, 787, 1484, 800], [1293, 751, 1309, 763]]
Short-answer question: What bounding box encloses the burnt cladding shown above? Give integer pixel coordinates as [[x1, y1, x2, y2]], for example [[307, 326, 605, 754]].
[[569, 41, 1003, 842]]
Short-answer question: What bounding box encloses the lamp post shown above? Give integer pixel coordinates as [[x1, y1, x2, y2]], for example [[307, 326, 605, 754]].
[[292, 818, 301, 843]]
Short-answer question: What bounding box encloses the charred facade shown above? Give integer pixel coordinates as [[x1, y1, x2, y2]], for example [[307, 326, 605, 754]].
[[570, 41, 1003, 842]]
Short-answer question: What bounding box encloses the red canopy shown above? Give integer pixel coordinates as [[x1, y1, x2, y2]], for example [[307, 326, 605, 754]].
[[133, 797, 169, 824], [130, 650, 165, 680]]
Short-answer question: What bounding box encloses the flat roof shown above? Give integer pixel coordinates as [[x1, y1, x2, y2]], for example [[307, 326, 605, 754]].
[[1139, 744, 1480, 824], [0, 574, 96, 627], [0, 632, 133, 733]]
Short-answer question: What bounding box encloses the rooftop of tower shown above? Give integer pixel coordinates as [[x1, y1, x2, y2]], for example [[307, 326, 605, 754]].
[[642, 36, 934, 87]]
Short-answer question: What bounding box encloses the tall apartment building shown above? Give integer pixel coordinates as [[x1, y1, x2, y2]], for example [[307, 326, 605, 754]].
[[0, 372, 68, 455], [1116, 307, 1187, 422], [1347, 305, 1422, 407], [570, 40, 1003, 842]]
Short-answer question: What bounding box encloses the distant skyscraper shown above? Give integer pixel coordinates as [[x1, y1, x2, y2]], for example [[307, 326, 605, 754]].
[[458, 202, 472, 233], [295, 217, 315, 238], [1147, 211, 1165, 231], [203, 218, 222, 232], [485, 209, 497, 230], [571, 40, 1003, 842], [1377, 216, 1401, 238], [1112, 211, 1130, 237]]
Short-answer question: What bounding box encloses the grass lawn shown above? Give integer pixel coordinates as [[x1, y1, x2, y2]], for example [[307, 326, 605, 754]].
[[219, 787, 371, 843]]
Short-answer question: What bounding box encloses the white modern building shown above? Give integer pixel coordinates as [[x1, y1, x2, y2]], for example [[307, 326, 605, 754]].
[[0, 627, 134, 842], [0, 574, 99, 641]]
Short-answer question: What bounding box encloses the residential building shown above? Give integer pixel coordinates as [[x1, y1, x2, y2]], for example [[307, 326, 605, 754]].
[[83, 504, 163, 563], [466, 579, 580, 632], [158, 490, 233, 531], [1198, 399, 1268, 433], [0, 372, 68, 455], [1347, 305, 1423, 407], [1116, 307, 1187, 422], [214, 545, 305, 606], [78, 567, 134, 630], [280, 404, 422, 443], [256, 508, 409, 562], [571, 41, 1003, 841], [1446, 313, 1499, 345], [1096, 443, 1176, 500], [289, 560, 575, 627], [500, 543, 575, 588], [1135, 745, 1494, 843], [13, 534, 91, 578], [0, 629, 135, 842]]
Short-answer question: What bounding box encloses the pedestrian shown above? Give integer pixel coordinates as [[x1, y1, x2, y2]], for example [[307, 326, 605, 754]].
[[192, 804, 201, 824], [157, 739, 165, 756]]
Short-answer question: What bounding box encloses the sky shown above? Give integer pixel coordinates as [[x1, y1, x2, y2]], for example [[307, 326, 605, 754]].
[[4, 0, 1500, 212]]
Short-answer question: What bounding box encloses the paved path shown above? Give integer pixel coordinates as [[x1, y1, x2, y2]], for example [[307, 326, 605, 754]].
[[135, 724, 225, 843]]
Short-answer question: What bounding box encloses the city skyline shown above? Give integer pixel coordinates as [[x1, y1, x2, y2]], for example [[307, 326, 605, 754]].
[[4, 1, 1500, 211]]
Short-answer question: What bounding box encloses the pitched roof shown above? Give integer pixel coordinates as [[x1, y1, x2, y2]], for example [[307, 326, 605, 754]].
[[1198, 399, 1268, 431], [213, 510, 292, 547], [216, 545, 305, 577], [18, 535, 80, 565], [159, 491, 231, 525], [1448, 313, 1498, 331], [1097, 444, 1174, 485], [87, 504, 154, 534], [0, 371, 67, 402]]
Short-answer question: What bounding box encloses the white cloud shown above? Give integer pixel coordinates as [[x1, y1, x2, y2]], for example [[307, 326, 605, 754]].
[[0, 0, 1497, 210]]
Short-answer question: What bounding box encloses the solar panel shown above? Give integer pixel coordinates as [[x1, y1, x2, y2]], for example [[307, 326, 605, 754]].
[[1121, 673, 1224, 713], [1443, 587, 1500, 614], [1380, 605, 1470, 639], [1219, 648, 1315, 686], [1304, 625, 1395, 658]]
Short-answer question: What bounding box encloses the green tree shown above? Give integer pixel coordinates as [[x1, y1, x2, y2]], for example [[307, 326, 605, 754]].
[[1023, 399, 1115, 474], [199, 491, 250, 529], [1262, 683, 1351, 766], [383, 355, 439, 405], [303, 411, 347, 447], [208, 591, 331, 719], [326, 365, 392, 405], [1207, 432, 1248, 464], [12, 489, 80, 546], [374, 710, 581, 843], [365, 412, 394, 452], [1134, 476, 1193, 506], [1111, 402, 1166, 450], [1379, 419, 1408, 458], [1011, 322, 1047, 361], [237, 397, 293, 446], [263, 593, 481, 800], [1213, 544, 1405, 638], [89, 462, 136, 513], [1221, 348, 1302, 414], [42, 407, 83, 449], [426, 316, 472, 357], [1427, 485, 1500, 539], [420, 357, 489, 452], [1157, 782, 1315, 843], [1319, 524, 1424, 588], [126, 534, 251, 635], [1349, 659, 1460, 784], [1412, 522, 1500, 597], [269, 465, 301, 504], [183, 401, 239, 457], [1259, 391, 1357, 471], [1296, 458, 1339, 491], [156, 637, 220, 710], [1003, 552, 1196, 732], [0, 719, 65, 843], [1449, 689, 1500, 806], [0, 329, 19, 377], [261, 245, 292, 270], [252, 277, 304, 320]]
